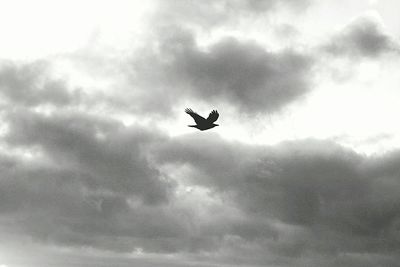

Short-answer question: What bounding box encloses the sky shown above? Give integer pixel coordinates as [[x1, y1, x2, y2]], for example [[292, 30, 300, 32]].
[[1, 0, 400, 266]]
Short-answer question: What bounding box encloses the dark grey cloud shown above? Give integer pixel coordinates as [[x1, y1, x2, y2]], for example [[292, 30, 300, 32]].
[[132, 29, 314, 114], [0, 109, 187, 253], [2, 104, 400, 266], [4, 109, 172, 204], [324, 15, 399, 59], [155, 135, 400, 266], [0, 153, 188, 253], [115, 0, 316, 117], [0, 108, 270, 256], [0, 61, 80, 107]]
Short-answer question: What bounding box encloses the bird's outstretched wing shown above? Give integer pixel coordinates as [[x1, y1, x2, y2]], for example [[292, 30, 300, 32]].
[[185, 108, 207, 124], [206, 110, 219, 123]]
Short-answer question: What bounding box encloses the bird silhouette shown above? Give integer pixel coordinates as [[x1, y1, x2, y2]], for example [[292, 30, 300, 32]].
[[185, 108, 219, 131]]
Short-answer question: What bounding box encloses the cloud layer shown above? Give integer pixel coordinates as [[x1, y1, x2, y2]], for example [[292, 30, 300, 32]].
[[2, 97, 400, 266]]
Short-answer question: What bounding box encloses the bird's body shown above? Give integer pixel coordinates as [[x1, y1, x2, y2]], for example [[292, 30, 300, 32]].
[[188, 123, 218, 131], [185, 108, 219, 131]]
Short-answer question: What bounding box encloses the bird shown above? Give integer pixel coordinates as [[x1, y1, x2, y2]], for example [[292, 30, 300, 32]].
[[185, 108, 219, 131]]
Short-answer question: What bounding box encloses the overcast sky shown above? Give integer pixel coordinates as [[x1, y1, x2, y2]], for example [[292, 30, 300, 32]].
[[1, 1, 400, 266]]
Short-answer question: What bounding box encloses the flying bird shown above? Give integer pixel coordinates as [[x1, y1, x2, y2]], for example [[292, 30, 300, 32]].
[[185, 108, 219, 131]]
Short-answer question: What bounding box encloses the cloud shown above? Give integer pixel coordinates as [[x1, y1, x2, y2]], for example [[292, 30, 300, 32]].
[[324, 14, 399, 59], [0, 108, 188, 253], [132, 29, 314, 114], [0, 61, 79, 107], [2, 104, 400, 266], [154, 0, 312, 29], [0, 109, 269, 255], [0, 153, 187, 253], [115, 0, 316, 116], [4, 109, 173, 204], [155, 135, 400, 265], [1, 1, 315, 119]]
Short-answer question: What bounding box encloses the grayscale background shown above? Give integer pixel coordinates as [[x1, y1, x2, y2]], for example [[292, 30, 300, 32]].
[[1, 1, 400, 266]]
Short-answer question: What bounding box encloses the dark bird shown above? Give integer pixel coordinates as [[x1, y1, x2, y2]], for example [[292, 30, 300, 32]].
[[185, 108, 219, 131]]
